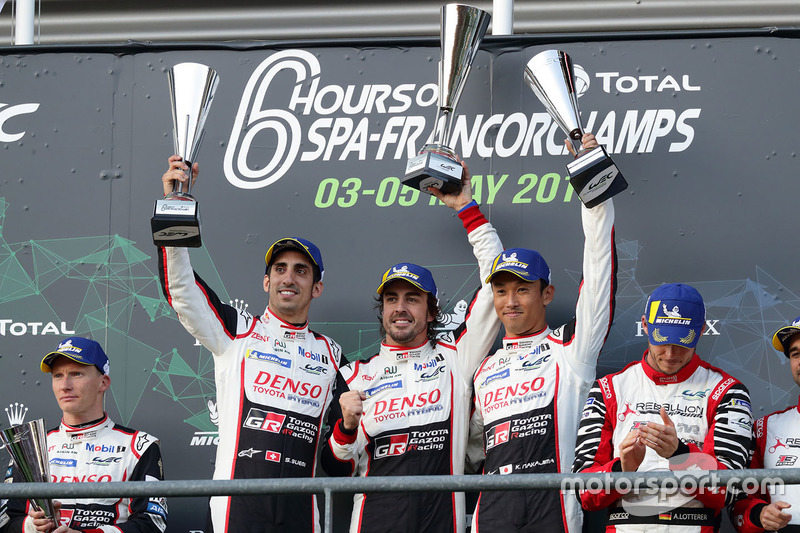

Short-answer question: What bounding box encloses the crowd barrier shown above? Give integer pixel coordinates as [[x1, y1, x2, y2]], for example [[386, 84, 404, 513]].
[[1, 469, 799, 533]]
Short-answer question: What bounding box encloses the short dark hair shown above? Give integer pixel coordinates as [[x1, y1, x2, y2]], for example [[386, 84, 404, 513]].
[[374, 292, 441, 344], [266, 245, 322, 284]]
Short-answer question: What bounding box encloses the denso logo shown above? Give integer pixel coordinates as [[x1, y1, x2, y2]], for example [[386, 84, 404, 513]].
[[0, 103, 40, 142], [252, 371, 323, 398], [374, 389, 442, 415], [54, 474, 113, 483], [374, 433, 409, 459]]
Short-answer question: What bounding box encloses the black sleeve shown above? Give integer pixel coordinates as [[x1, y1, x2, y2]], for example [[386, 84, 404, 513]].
[[320, 356, 357, 477], [115, 443, 167, 533], [4, 459, 31, 533]]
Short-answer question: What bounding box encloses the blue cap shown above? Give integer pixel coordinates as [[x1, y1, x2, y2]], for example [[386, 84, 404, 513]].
[[644, 283, 705, 349], [376, 263, 438, 298], [486, 248, 551, 284], [772, 315, 800, 356], [265, 237, 324, 281], [41, 337, 110, 375]]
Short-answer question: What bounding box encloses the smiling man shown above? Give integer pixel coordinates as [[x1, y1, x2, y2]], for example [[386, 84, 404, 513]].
[[2, 337, 167, 533], [157, 156, 345, 533], [465, 133, 617, 533], [321, 162, 503, 533], [573, 283, 753, 533]]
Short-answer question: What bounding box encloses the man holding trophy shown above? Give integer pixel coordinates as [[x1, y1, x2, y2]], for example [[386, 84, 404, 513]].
[[321, 160, 504, 533], [1, 336, 167, 533]]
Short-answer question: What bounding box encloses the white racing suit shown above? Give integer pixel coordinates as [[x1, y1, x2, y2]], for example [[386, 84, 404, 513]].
[[467, 199, 617, 533], [321, 204, 502, 533], [573, 353, 754, 533], [158, 246, 344, 533], [1, 415, 167, 533], [731, 395, 800, 533]]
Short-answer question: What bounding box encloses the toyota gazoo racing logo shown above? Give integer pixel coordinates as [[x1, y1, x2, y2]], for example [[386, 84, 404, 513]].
[[374, 433, 409, 459], [486, 421, 510, 450], [243, 408, 286, 433], [224, 51, 703, 191]]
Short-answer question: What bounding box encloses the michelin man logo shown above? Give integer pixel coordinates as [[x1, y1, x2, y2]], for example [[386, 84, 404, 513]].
[[662, 304, 682, 318], [502, 252, 517, 262]]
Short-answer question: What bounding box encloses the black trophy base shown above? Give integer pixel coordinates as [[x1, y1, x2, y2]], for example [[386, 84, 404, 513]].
[[566, 145, 628, 208], [151, 198, 202, 248], [403, 150, 463, 195]]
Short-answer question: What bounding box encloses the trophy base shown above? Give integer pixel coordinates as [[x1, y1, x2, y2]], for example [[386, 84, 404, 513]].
[[403, 148, 463, 195], [151, 198, 202, 248], [566, 145, 628, 208]]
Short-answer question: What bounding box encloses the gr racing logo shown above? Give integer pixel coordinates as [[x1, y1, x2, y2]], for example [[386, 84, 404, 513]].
[[374, 433, 408, 458]]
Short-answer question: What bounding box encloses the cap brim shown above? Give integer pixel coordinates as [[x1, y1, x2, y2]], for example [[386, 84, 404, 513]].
[[772, 326, 800, 353], [265, 239, 320, 268], [376, 277, 432, 295], [40, 351, 93, 373], [485, 268, 541, 284]]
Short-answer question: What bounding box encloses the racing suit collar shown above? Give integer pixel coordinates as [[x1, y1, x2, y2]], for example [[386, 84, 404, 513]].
[[502, 327, 549, 351], [641, 350, 701, 385], [381, 340, 430, 361], [264, 306, 309, 330], [61, 413, 110, 434]]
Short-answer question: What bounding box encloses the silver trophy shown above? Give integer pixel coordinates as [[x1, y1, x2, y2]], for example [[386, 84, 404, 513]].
[[151, 62, 220, 248], [524, 50, 627, 208], [0, 419, 57, 520], [403, 4, 490, 194]]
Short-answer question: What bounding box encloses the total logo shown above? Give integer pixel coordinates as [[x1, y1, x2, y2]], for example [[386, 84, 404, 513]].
[[0, 319, 75, 337]]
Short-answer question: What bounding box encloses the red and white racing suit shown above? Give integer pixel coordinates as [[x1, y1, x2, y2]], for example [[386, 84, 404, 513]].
[[2, 415, 167, 533], [320, 204, 502, 533], [573, 353, 754, 533], [731, 396, 800, 533], [158, 246, 344, 533], [467, 199, 617, 533]]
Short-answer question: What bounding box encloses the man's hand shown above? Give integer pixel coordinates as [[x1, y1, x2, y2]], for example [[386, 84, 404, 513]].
[[760, 501, 792, 531], [428, 159, 473, 211], [161, 155, 198, 197], [637, 407, 680, 458], [28, 500, 61, 533], [340, 390, 367, 431], [565, 132, 599, 157], [618, 429, 646, 472]]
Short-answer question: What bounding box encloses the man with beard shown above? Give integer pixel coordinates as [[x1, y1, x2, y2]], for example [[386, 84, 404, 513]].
[[321, 161, 503, 533], [157, 156, 344, 533]]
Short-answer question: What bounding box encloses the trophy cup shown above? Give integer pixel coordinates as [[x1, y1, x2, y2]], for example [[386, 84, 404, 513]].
[[524, 50, 627, 208], [151, 62, 220, 247], [403, 4, 491, 194], [0, 419, 57, 520]]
